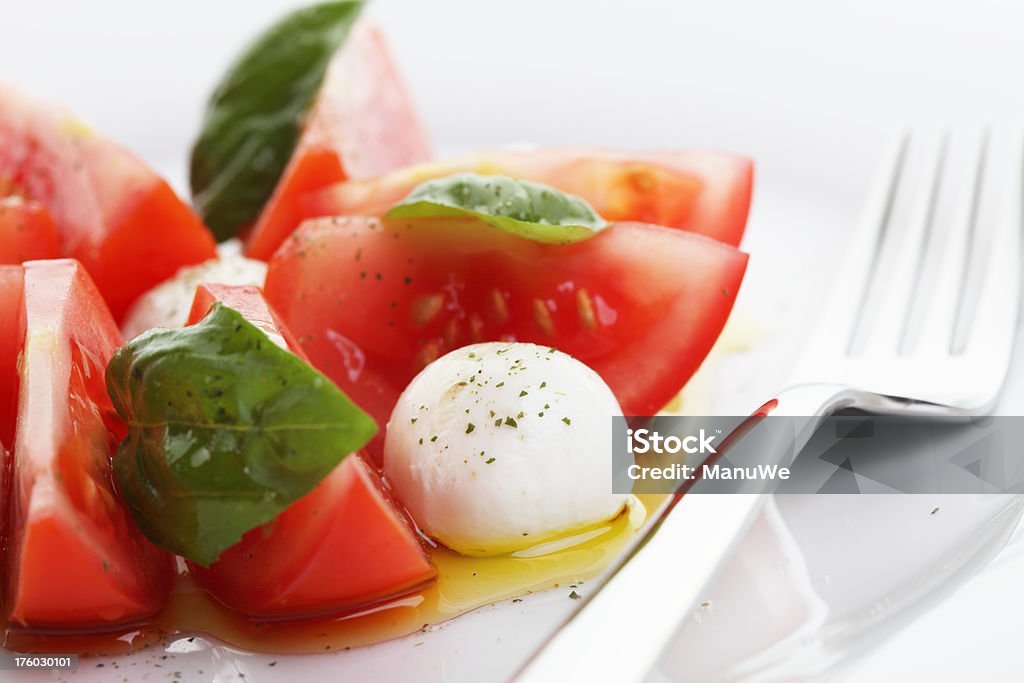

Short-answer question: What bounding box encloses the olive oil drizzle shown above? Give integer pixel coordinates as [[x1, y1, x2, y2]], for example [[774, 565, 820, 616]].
[[4, 495, 664, 656]]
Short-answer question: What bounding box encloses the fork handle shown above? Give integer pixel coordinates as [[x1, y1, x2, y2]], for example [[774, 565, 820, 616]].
[[512, 383, 865, 683]]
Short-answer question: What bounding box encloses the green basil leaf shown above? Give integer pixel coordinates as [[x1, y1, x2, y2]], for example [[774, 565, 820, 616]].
[[107, 302, 377, 567], [189, 1, 363, 241], [385, 173, 608, 244]]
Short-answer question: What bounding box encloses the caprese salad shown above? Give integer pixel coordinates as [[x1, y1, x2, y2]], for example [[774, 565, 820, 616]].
[[0, 0, 752, 654]]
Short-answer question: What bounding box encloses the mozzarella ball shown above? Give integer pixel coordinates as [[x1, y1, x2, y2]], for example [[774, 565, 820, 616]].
[[121, 245, 267, 340], [384, 342, 626, 556]]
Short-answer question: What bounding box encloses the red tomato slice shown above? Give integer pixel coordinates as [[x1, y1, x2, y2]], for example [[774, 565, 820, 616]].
[[0, 266, 23, 553], [0, 266, 23, 448], [265, 217, 748, 461], [301, 147, 754, 246], [185, 284, 435, 619], [188, 283, 306, 356], [0, 84, 217, 320], [244, 21, 433, 261], [0, 198, 61, 264], [3, 260, 174, 630]]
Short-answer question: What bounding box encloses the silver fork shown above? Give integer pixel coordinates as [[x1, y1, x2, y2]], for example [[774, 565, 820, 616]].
[[514, 129, 1023, 683]]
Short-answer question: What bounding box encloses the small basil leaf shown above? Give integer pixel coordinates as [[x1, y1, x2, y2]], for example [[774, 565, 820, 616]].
[[190, 1, 363, 241], [107, 302, 377, 567], [385, 173, 608, 244]]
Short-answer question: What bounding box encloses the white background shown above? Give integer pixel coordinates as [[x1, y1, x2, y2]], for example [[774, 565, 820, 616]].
[[3, 0, 1023, 196]]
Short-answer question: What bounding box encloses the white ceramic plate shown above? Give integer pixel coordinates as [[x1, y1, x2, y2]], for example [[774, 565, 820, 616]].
[[4, 1, 1024, 681]]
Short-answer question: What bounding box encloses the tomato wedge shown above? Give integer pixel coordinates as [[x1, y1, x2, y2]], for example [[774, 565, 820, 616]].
[[265, 217, 748, 461], [300, 147, 753, 247], [0, 266, 23, 449], [3, 260, 174, 630], [185, 284, 435, 619], [0, 266, 23, 553], [0, 84, 217, 319], [244, 21, 432, 261], [0, 198, 61, 265], [187, 283, 305, 355]]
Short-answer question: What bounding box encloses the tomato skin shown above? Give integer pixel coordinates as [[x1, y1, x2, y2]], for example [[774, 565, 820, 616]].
[[0, 83, 217, 320], [0, 199, 61, 264], [265, 217, 748, 461], [0, 266, 24, 560], [300, 148, 754, 246], [244, 21, 432, 261], [0, 266, 24, 449], [3, 260, 174, 630], [189, 453, 435, 619], [188, 283, 307, 357], [83, 177, 217, 322], [184, 284, 435, 619]]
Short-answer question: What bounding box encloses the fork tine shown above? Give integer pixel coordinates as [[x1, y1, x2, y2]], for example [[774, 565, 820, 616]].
[[959, 128, 1023, 405], [801, 132, 908, 359], [860, 131, 947, 357], [915, 130, 989, 357], [792, 128, 1017, 411]]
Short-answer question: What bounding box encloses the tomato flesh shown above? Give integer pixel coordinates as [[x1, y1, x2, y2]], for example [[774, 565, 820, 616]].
[[0, 83, 217, 320], [301, 147, 753, 246], [3, 260, 174, 629], [244, 21, 432, 261], [265, 217, 748, 461], [185, 284, 435, 619], [0, 199, 61, 264]]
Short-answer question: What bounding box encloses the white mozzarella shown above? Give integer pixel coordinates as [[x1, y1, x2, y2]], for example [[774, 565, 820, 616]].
[[120, 246, 267, 340], [384, 342, 626, 556]]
